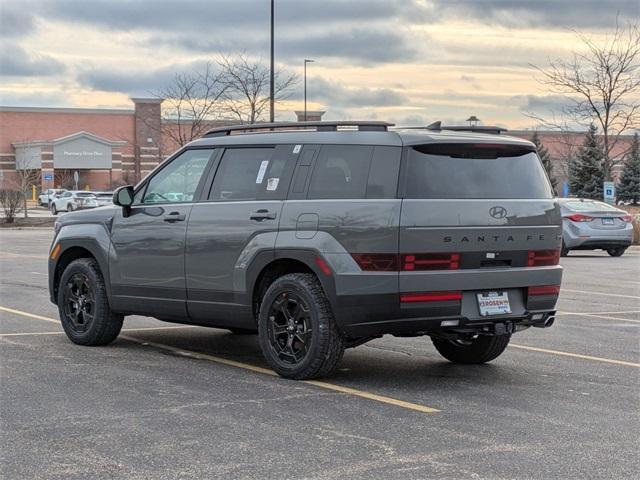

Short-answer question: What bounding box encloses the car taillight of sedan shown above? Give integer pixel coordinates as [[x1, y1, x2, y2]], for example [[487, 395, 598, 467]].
[[565, 214, 594, 222]]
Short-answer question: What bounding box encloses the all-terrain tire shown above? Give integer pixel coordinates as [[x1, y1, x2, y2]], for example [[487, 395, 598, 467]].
[[57, 258, 123, 346], [606, 247, 626, 257], [432, 334, 511, 364], [258, 273, 345, 380]]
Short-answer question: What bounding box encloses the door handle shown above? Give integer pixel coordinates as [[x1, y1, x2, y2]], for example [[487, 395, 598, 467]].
[[163, 211, 186, 222], [250, 209, 277, 221]]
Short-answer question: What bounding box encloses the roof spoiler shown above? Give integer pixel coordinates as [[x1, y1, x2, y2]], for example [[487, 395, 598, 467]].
[[404, 121, 508, 135], [203, 121, 395, 137]]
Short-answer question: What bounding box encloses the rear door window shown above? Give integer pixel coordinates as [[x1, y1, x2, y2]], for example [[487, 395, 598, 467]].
[[307, 145, 373, 199], [405, 144, 552, 199], [209, 148, 276, 201]]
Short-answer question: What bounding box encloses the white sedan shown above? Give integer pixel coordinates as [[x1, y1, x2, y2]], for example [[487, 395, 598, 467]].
[[50, 191, 98, 215]]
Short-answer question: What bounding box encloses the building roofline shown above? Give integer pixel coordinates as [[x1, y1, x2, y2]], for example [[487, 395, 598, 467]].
[[130, 97, 164, 104], [12, 131, 128, 148], [0, 105, 134, 115]]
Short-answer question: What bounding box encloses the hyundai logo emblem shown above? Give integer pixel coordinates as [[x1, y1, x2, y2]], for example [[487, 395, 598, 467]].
[[489, 206, 508, 219]]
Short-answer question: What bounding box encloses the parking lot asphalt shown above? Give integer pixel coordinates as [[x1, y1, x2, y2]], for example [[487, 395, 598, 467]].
[[1, 228, 639, 480]]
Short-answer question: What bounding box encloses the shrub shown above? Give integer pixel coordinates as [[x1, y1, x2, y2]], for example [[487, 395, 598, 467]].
[[0, 190, 25, 224]]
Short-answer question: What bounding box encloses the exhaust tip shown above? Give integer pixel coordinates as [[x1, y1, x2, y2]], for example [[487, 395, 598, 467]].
[[544, 316, 555, 327]]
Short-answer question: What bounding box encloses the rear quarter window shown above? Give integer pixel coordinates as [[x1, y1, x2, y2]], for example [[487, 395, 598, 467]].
[[405, 144, 553, 199], [307, 145, 373, 199]]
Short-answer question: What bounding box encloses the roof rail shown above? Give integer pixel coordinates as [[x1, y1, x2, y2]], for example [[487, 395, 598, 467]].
[[418, 121, 507, 135], [203, 120, 395, 137]]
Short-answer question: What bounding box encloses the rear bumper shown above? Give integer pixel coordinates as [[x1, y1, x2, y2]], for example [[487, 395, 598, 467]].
[[564, 223, 633, 249], [331, 265, 562, 337]]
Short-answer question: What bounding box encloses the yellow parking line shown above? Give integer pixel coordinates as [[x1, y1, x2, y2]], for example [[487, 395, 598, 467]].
[[0, 305, 440, 414], [510, 344, 640, 368]]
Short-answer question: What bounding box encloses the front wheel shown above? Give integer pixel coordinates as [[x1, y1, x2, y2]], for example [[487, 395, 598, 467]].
[[258, 273, 345, 380], [432, 334, 511, 364], [57, 258, 123, 346], [51, 203, 57, 215], [67, 203, 74, 212], [606, 247, 626, 257]]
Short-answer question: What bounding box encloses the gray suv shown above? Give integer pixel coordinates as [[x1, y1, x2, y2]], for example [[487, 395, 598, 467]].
[[48, 121, 563, 379]]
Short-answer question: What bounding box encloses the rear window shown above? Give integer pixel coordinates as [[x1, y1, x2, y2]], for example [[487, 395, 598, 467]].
[[405, 144, 552, 199], [75, 192, 95, 197], [564, 200, 619, 212]]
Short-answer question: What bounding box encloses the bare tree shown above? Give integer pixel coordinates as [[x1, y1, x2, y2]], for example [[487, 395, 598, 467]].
[[218, 54, 298, 124], [531, 21, 640, 179], [12, 152, 40, 218], [156, 62, 228, 147]]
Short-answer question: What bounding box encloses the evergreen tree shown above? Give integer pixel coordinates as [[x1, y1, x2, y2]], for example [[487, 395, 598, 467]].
[[531, 131, 558, 194], [617, 132, 640, 205], [568, 124, 605, 199]]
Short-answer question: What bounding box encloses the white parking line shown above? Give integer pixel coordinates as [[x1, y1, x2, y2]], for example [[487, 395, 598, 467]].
[[558, 311, 640, 324], [561, 288, 640, 300]]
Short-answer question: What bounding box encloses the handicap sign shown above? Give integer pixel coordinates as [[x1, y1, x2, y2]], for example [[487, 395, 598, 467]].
[[603, 181, 615, 205], [43, 173, 53, 181]]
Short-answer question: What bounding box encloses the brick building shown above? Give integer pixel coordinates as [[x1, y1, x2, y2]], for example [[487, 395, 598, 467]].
[[0, 100, 634, 194], [0, 98, 163, 191]]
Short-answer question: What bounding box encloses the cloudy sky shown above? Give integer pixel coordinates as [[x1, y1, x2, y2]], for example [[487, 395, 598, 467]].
[[1, 0, 638, 128]]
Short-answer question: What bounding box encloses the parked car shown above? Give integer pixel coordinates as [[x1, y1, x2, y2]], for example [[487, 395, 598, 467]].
[[48, 121, 563, 380], [558, 198, 633, 257], [93, 191, 114, 207], [38, 189, 66, 207], [50, 191, 98, 215]]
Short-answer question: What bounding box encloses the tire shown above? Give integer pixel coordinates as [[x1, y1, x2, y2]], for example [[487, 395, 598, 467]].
[[57, 258, 123, 346], [560, 241, 569, 257], [258, 273, 345, 380], [606, 247, 626, 257], [50, 203, 57, 215], [67, 203, 73, 212], [228, 328, 257, 335], [432, 334, 511, 364]]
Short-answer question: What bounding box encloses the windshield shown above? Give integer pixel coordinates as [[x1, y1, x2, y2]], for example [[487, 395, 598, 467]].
[[405, 144, 553, 199]]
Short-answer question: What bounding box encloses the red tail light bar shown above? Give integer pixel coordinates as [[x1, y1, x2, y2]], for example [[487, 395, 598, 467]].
[[527, 249, 560, 267], [620, 215, 632, 222], [528, 285, 561, 296], [400, 291, 462, 303]]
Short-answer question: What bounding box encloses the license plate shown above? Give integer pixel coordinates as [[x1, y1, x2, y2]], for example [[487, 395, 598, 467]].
[[602, 218, 614, 225], [477, 291, 511, 316]]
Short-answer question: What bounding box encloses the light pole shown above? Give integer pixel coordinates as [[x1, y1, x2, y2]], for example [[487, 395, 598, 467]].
[[269, 0, 275, 123], [304, 59, 314, 121]]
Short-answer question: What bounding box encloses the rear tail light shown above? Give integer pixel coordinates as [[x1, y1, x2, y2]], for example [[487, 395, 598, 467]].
[[620, 215, 632, 222], [351, 253, 460, 271], [402, 253, 460, 271], [527, 285, 560, 296], [351, 254, 398, 271], [565, 214, 594, 222], [400, 291, 462, 303], [527, 249, 560, 267]]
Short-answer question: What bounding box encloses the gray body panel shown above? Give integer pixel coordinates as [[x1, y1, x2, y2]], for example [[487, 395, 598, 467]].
[[49, 126, 562, 338]]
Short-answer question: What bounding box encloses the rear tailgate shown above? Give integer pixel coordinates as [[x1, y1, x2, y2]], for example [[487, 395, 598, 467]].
[[399, 143, 562, 320]]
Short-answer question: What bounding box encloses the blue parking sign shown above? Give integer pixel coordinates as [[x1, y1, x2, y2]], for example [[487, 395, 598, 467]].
[[43, 173, 53, 181]]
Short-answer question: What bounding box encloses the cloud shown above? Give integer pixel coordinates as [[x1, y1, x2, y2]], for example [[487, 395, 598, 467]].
[[303, 76, 409, 108], [0, 90, 69, 107], [428, 0, 639, 29], [0, 44, 65, 76], [0, 3, 37, 38]]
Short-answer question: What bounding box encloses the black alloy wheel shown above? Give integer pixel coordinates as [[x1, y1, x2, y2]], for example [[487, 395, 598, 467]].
[[266, 291, 313, 366], [62, 273, 95, 333]]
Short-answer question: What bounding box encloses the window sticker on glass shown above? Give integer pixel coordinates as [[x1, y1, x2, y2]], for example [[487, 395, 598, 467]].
[[256, 160, 269, 183], [293, 145, 302, 154], [266, 177, 280, 191]]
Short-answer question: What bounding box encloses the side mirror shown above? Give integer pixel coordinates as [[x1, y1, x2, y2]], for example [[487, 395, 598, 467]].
[[113, 185, 134, 210]]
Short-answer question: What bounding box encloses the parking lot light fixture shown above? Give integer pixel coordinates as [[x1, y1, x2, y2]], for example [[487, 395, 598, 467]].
[[304, 59, 314, 121]]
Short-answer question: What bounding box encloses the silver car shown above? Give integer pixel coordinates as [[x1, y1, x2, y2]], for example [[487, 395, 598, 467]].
[[559, 198, 633, 256]]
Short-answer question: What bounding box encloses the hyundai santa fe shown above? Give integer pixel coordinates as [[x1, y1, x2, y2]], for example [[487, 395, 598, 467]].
[[48, 121, 563, 380]]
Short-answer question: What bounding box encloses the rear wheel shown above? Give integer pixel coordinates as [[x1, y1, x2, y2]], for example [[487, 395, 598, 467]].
[[606, 247, 626, 257], [432, 334, 511, 364], [560, 241, 569, 257], [258, 273, 344, 380], [67, 203, 73, 212], [51, 203, 57, 215], [57, 258, 123, 346]]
